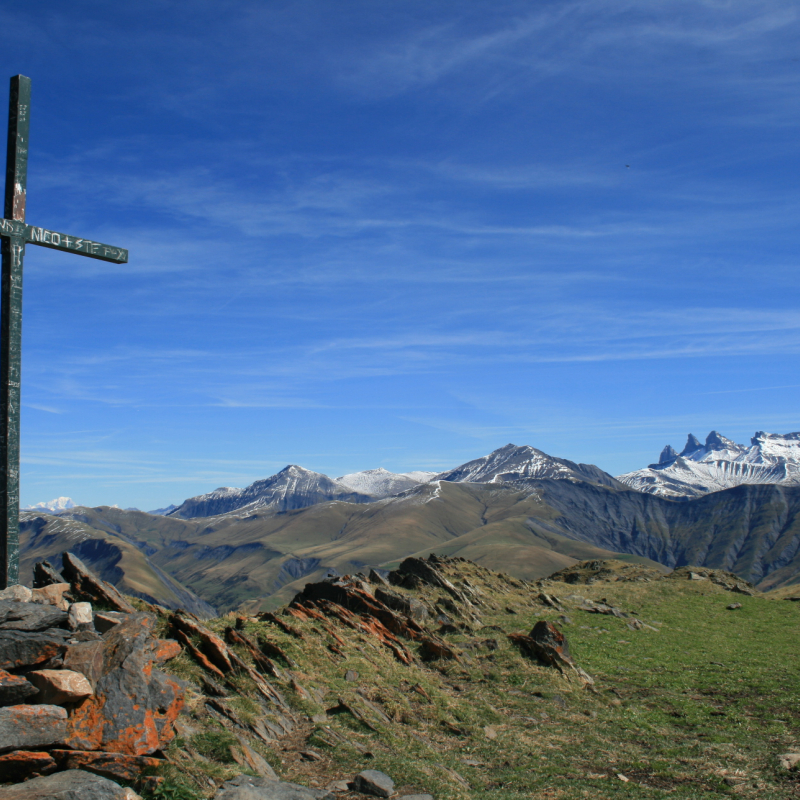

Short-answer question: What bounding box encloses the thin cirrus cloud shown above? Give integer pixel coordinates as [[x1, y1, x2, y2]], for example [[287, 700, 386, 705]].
[[334, 2, 799, 95], [5, 1, 798, 507]]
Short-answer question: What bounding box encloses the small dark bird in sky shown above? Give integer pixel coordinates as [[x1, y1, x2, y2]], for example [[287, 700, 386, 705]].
[[625, 164, 630, 168]]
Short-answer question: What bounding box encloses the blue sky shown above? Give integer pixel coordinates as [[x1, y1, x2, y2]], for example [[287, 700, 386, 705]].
[[2, 1, 799, 509]]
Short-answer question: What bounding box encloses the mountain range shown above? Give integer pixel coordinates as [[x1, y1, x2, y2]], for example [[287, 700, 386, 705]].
[[17, 438, 800, 615], [617, 430, 800, 498]]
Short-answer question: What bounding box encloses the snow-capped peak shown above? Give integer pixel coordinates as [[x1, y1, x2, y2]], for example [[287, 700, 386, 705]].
[[23, 496, 76, 513], [168, 464, 374, 519], [435, 443, 619, 488], [617, 430, 800, 498]]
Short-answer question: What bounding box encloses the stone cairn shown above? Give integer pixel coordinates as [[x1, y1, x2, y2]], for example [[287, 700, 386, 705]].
[[0, 552, 184, 789]]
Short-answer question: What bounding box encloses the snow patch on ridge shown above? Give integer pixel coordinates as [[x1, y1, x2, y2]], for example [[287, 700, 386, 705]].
[[336, 467, 436, 498]]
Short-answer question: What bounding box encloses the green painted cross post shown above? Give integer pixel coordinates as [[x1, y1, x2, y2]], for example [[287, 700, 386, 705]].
[[0, 75, 128, 588]]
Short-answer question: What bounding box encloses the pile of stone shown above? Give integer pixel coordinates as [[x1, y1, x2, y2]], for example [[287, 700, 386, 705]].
[[0, 553, 184, 787]]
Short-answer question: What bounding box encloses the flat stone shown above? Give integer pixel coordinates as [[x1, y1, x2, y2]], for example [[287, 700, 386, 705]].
[[27, 669, 94, 704], [0, 600, 69, 631], [94, 612, 128, 634], [0, 629, 70, 670], [326, 781, 350, 793], [398, 796, 434, 800], [61, 552, 135, 614], [50, 750, 162, 782], [229, 741, 279, 780], [352, 770, 395, 798], [778, 753, 800, 770], [31, 583, 71, 610], [0, 585, 32, 603], [0, 704, 67, 753], [0, 768, 141, 799], [0, 750, 58, 781], [727, 602, 743, 610], [214, 774, 334, 800], [0, 668, 39, 705], [69, 602, 94, 629]]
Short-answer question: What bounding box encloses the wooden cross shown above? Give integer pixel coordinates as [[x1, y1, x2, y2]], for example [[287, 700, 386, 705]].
[[0, 75, 128, 588]]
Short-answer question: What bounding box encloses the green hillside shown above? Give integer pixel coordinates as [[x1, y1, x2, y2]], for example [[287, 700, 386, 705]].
[[147, 556, 800, 800]]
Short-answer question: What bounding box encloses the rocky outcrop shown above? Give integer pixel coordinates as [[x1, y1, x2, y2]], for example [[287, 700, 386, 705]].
[[60, 552, 136, 613], [509, 621, 593, 684], [668, 566, 758, 595]]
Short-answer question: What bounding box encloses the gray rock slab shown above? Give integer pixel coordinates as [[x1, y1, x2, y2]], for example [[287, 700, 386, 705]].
[[0, 629, 71, 670], [353, 770, 395, 798], [0, 704, 67, 753], [0, 600, 68, 631], [0, 670, 39, 705], [0, 768, 136, 799], [214, 776, 333, 800]]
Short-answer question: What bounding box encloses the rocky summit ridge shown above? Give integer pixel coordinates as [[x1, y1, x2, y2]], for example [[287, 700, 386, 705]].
[[617, 430, 800, 498], [1, 551, 797, 799]]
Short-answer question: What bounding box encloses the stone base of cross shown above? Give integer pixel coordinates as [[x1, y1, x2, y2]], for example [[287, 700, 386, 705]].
[[0, 75, 128, 588]]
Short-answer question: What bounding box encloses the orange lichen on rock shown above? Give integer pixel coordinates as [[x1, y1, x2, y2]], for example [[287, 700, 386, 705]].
[[49, 750, 162, 782], [0, 750, 57, 781], [64, 613, 185, 755], [150, 638, 182, 664]]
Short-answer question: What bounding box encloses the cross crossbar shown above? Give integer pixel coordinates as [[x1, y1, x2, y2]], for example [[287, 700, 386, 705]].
[[0, 219, 128, 263], [0, 75, 128, 587]]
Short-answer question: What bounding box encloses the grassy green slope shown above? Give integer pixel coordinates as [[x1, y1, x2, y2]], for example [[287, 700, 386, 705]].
[[155, 558, 800, 800]]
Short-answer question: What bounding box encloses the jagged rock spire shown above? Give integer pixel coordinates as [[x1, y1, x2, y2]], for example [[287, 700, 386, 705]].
[[705, 431, 737, 451], [658, 445, 678, 464], [680, 434, 703, 456]]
